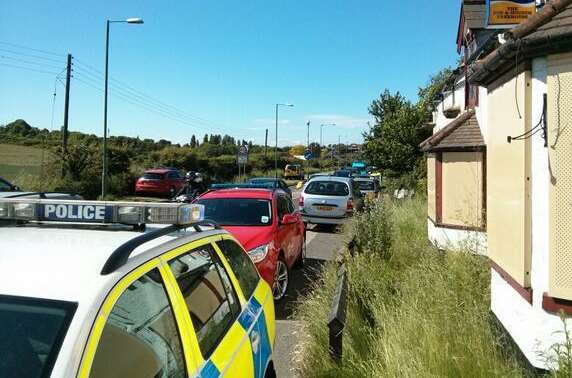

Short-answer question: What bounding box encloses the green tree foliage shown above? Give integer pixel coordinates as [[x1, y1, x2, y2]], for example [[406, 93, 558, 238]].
[[363, 68, 451, 180], [363, 90, 427, 175]]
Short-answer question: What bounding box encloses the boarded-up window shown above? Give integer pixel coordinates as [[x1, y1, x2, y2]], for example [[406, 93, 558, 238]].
[[548, 53, 572, 300], [487, 70, 532, 288], [427, 154, 436, 222], [441, 151, 485, 228]]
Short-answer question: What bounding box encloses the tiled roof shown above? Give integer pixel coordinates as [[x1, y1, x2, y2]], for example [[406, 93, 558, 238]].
[[420, 110, 485, 152], [524, 4, 572, 41], [469, 0, 572, 85]]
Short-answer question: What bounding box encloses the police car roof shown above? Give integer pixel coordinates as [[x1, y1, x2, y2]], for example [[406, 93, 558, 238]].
[[0, 224, 220, 303]]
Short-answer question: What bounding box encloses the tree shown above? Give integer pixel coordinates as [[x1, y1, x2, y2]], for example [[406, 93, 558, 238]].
[[362, 90, 427, 175], [289, 145, 306, 156], [363, 68, 451, 178], [190, 134, 197, 148], [203, 134, 209, 144]]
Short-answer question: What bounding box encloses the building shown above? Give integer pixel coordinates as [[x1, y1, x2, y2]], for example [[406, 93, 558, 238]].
[[466, 0, 572, 369], [420, 0, 492, 254]]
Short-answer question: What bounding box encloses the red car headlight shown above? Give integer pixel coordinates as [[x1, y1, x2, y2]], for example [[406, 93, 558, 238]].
[[247, 244, 269, 263]]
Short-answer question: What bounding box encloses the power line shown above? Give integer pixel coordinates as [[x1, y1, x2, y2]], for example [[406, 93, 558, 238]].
[[0, 55, 65, 70], [0, 41, 65, 57], [0, 47, 66, 64], [73, 67, 229, 132], [72, 74, 228, 133], [0, 62, 59, 75], [73, 58, 227, 129]]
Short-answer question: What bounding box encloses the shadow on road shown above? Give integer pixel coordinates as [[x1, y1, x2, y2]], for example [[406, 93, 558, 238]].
[[307, 224, 343, 234], [275, 258, 328, 320]]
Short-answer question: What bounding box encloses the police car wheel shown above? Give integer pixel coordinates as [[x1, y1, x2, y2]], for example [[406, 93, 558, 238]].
[[272, 258, 289, 301]]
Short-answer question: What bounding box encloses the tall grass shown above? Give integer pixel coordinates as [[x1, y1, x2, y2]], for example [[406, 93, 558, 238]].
[[296, 198, 524, 377]]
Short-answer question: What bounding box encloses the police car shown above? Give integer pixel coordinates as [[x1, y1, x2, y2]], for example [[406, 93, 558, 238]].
[[0, 199, 276, 377]]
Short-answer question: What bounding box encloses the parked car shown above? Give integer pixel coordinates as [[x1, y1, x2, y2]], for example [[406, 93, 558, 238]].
[[135, 168, 186, 197], [284, 164, 304, 180], [332, 169, 353, 178], [196, 186, 305, 300], [247, 177, 292, 198], [354, 177, 380, 201], [0, 176, 82, 200], [0, 199, 276, 377], [299, 176, 364, 225], [0, 176, 20, 192]]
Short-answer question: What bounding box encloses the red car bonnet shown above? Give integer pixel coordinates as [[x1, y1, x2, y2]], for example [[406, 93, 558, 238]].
[[197, 188, 277, 251], [223, 225, 275, 252]]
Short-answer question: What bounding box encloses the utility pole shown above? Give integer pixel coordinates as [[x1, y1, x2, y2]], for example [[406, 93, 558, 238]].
[[62, 53, 72, 154], [338, 135, 341, 169], [306, 121, 310, 179], [307, 121, 310, 148], [264, 128, 268, 157]]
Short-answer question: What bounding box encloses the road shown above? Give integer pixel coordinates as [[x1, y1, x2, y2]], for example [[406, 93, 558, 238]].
[[273, 189, 346, 378]]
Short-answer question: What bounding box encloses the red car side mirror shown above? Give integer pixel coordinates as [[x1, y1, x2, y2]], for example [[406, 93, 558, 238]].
[[281, 214, 297, 225]]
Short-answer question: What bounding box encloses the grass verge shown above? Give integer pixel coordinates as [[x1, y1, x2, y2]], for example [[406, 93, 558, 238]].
[[296, 197, 525, 377]]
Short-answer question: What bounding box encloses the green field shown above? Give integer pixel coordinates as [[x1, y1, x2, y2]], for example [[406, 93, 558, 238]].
[[0, 143, 50, 181]]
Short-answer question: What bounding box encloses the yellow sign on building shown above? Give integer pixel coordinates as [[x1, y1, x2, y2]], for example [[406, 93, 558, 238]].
[[488, 0, 536, 26]]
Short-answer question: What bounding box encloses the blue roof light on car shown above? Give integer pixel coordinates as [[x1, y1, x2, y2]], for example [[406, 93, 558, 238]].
[[0, 199, 205, 226]]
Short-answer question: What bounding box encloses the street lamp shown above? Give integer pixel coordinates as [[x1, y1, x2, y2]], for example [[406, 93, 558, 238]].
[[275, 103, 294, 178], [320, 123, 335, 170], [101, 17, 144, 198]]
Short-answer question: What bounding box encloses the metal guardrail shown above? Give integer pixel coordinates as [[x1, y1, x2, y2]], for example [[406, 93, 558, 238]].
[[328, 262, 348, 362]]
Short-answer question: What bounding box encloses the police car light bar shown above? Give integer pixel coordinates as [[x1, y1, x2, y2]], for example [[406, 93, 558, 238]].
[[0, 199, 205, 226]]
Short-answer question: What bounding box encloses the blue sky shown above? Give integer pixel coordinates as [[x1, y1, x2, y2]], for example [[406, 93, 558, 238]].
[[0, 1, 460, 147]]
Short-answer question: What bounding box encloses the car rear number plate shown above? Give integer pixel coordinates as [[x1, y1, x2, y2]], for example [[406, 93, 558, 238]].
[[315, 205, 333, 211]]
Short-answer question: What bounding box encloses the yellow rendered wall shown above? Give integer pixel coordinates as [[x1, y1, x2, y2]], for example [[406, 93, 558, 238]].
[[487, 70, 532, 287], [441, 152, 484, 227], [548, 53, 572, 300], [427, 154, 436, 222]]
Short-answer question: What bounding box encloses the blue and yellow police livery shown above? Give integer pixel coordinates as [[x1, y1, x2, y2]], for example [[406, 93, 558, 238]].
[[0, 199, 276, 377]]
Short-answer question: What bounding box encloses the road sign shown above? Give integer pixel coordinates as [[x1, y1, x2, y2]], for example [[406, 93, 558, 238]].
[[304, 149, 313, 160], [238, 145, 249, 165]]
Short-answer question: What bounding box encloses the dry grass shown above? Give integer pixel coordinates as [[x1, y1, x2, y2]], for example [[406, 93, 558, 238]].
[[295, 198, 525, 377]]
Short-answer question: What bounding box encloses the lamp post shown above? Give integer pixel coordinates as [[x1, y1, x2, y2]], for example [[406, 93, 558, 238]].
[[275, 103, 294, 178], [320, 123, 335, 170], [101, 17, 144, 199]]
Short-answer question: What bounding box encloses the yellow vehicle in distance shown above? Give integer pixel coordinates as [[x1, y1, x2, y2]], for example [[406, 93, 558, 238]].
[[284, 164, 304, 180]]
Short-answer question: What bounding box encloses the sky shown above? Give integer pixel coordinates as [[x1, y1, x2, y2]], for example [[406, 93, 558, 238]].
[[0, 1, 461, 147]]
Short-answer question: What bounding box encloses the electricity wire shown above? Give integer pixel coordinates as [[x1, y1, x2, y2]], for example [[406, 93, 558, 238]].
[[0, 41, 65, 57], [0, 62, 59, 75], [73, 58, 227, 129]]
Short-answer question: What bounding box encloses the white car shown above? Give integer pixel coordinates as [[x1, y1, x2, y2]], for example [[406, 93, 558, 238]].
[[0, 199, 276, 378], [298, 176, 364, 225]]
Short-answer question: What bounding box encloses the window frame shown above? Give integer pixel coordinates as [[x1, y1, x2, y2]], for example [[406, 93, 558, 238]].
[[0, 294, 77, 378], [433, 150, 487, 231], [88, 267, 188, 377], [163, 242, 242, 360], [215, 238, 261, 301]]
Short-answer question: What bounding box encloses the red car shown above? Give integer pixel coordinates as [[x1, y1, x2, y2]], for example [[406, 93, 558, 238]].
[[195, 187, 306, 300], [134, 169, 185, 197]]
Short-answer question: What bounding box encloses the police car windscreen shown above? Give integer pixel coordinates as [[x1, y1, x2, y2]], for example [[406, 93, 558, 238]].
[[0, 295, 76, 377], [196, 198, 272, 226]]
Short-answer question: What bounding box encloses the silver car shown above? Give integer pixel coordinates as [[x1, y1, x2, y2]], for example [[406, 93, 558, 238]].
[[299, 176, 363, 225]]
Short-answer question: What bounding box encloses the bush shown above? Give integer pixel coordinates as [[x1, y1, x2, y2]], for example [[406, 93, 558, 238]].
[[296, 197, 524, 377]]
